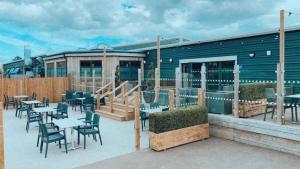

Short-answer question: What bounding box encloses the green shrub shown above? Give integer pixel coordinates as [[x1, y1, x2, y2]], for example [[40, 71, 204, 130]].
[[149, 106, 208, 134], [239, 83, 276, 101]]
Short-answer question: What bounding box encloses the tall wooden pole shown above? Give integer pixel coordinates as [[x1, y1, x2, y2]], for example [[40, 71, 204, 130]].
[[154, 36, 161, 103], [102, 46, 107, 87], [233, 64, 240, 118], [134, 91, 140, 151], [277, 9, 285, 124]]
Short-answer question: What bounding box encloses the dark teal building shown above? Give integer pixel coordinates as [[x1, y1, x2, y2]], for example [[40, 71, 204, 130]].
[[142, 27, 300, 92]]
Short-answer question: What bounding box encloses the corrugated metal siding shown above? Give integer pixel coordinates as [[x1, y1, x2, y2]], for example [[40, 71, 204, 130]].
[[144, 30, 300, 92]]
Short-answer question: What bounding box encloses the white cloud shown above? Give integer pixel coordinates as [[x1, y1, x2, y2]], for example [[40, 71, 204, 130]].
[[0, 0, 299, 59]]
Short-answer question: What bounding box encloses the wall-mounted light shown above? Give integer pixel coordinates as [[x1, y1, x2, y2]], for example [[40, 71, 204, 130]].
[[169, 58, 173, 63], [160, 59, 162, 63], [143, 60, 146, 64], [249, 52, 255, 58], [266, 50, 271, 56]]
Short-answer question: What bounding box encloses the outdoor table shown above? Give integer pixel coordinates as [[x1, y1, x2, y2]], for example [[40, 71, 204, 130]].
[[53, 118, 85, 151], [285, 94, 300, 122], [22, 100, 42, 109], [13, 95, 29, 100], [33, 107, 55, 122], [22, 100, 42, 105]]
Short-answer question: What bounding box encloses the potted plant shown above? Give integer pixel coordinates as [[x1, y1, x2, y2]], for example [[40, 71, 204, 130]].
[[149, 106, 209, 151], [238, 83, 275, 117]]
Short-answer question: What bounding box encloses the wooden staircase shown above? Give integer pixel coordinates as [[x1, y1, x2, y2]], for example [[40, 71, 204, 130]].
[[95, 81, 140, 121], [96, 103, 135, 121]]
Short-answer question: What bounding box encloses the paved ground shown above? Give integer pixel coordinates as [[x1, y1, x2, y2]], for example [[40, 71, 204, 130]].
[[4, 104, 149, 169], [75, 137, 300, 169]]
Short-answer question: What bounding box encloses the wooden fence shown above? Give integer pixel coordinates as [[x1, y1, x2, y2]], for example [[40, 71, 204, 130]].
[[0, 77, 68, 102]]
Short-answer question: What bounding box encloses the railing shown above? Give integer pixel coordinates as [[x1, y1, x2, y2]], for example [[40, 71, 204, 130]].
[[124, 84, 140, 114], [96, 82, 112, 109], [105, 81, 128, 112]]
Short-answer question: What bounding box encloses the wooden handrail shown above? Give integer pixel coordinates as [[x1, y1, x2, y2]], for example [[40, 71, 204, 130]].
[[108, 81, 128, 95], [96, 82, 112, 94], [125, 84, 140, 97]]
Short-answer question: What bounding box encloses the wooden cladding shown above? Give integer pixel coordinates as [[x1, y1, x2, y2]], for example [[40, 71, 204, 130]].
[[0, 77, 68, 102]]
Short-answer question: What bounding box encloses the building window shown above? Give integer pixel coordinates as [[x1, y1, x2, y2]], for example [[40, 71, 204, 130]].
[[56, 61, 67, 77], [47, 63, 54, 77], [80, 60, 102, 77]]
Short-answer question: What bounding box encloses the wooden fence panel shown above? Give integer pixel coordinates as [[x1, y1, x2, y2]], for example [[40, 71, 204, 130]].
[[0, 77, 68, 103]]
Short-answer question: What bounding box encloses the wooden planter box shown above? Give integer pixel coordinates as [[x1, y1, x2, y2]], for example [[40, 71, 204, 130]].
[[149, 123, 209, 151], [238, 99, 267, 117]]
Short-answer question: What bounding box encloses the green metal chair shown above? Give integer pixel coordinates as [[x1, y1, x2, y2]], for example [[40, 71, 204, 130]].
[[83, 97, 95, 112], [140, 104, 148, 131], [77, 114, 102, 149], [78, 111, 94, 125], [26, 108, 42, 132], [263, 88, 276, 121], [39, 123, 68, 158], [50, 103, 69, 121], [16, 100, 28, 118], [37, 119, 59, 147]]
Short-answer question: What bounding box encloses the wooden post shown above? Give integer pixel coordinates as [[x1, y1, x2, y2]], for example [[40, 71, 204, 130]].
[[96, 92, 100, 110], [233, 64, 240, 118], [198, 88, 205, 107], [276, 64, 284, 124], [175, 67, 181, 107], [102, 47, 107, 87], [200, 64, 206, 106], [154, 36, 161, 103], [134, 91, 140, 151], [109, 94, 113, 113], [111, 69, 116, 97], [154, 68, 160, 103], [276, 9, 285, 124], [92, 69, 96, 94], [169, 90, 174, 112], [138, 69, 142, 94], [84, 70, 87, 92], [0, 102, 4, 169]]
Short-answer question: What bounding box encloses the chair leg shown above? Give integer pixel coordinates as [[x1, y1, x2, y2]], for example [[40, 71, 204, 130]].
[[37, 135, 40, 147], [78, 131, 80, 145], [291, 107, 294, 121], [84, 135, 86, 149], [26, 122, 29, 132], [295, 106, 298, 122], [98, 131, 102, 145], [45, 143, 48, 158], [141, 120, 143, 131], [59, 140, 61, 149], [64, 138, 68, 154], [40, 141, 43, 153], [263, 107, 268, 121], [271, 106, 275, 119]]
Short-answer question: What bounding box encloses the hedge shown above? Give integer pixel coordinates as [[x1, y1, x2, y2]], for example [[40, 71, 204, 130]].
[[239, 83, 276, 101], [149, 106, 208, 134]]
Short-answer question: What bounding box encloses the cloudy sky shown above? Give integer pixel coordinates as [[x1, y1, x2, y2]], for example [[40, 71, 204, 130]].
[[0, 0, 299, 63]]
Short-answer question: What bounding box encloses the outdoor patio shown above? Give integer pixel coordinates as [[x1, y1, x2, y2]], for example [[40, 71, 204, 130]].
[[3, 103, 149, 169]]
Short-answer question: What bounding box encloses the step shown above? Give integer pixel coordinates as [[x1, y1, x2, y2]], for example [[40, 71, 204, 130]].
[[99, 106, 131, 114], [113, 103, 135, 111], [101, 103, 135, 112], [95, 110, 134, 121]]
